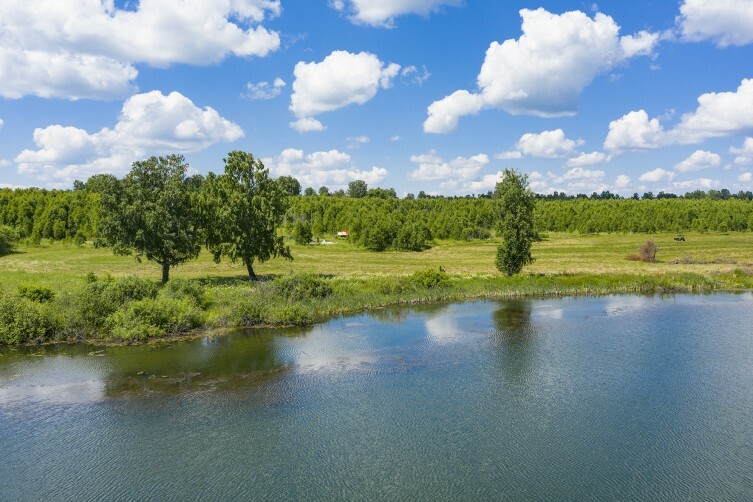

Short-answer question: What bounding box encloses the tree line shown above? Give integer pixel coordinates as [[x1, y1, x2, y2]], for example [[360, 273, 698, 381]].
[[2, 162, 753, 260]]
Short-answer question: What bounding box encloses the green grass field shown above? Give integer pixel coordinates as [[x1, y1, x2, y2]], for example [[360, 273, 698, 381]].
[[2, 232, 752, 292]]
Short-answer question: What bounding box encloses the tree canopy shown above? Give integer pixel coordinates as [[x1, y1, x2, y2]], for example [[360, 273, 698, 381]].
[[494, 169, 536, 276], [98, 154, 202, 283], [202, 150, 291, 279]]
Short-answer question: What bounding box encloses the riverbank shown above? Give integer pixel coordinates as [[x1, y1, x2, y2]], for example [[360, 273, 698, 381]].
[[2, 232, 753, 345]]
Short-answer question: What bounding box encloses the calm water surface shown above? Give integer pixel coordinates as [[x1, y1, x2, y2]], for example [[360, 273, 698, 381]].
[[1, 295, 753, 500]]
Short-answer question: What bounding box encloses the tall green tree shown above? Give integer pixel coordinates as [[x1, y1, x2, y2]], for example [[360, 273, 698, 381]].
[[203, 150, 291, 280], [494, 169, 536, 276], [347, 180, 368, 198], [99, 154, 202, 283]]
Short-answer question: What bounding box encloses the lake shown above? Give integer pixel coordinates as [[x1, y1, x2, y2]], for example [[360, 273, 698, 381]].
[[1, 295, 752, 500]]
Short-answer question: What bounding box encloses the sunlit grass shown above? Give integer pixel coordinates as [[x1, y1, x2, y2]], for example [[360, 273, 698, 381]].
[[2, 232, 752, 292]]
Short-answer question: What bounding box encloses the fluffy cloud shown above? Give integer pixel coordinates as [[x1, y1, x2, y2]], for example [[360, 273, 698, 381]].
[[15, 91, 243, 185], [739, 172, 752, 183], [604, 110, 666, 151], [516, 129, 583, 159], [0, 0, 280, 100], [289, 51, 400, 131], [424, 8, 658, 133], [731, 137, 753, 164], [0, 118, 3, 129], [606, 79, 753, 151], [408, 151, 489, 184], [262, 148, 388, 187], [671, 178, 720, 191], [0, 48, 138, 100], [678, 0, 753, 46], [639, 168, 675, 182], [289, 118, 326, 133], [675, 150, 721, 172], [330, 0, 461, 27], [524, 169, 620, 195], [673, 79, 753, 143], [615, 174, 631, 190], [565, 151, 610, 168], [244, 78, 286, 100]]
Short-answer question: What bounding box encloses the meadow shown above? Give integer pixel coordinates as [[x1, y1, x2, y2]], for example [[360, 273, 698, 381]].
[[1, 231, 752, 290], [2, 231, 753, 345]]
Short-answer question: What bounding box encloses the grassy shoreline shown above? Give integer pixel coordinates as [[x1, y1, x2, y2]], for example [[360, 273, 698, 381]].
[[2, 232, 753, 346]]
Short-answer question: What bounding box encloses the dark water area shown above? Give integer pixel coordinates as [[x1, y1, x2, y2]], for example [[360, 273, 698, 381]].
[[2, 295, 753, 500]]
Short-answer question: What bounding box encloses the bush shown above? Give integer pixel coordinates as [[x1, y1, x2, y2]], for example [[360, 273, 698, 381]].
[[272, 273, 333, 301], [0, 225, 18, 256], [74, 275, 159, 328], [639, 240, 659, 262], [410, 268, 449, 289], [160, 278, 208, 307], [229, 294, 269, 326], [108, 296, 203, 341], [18, 285, 56, 303], [0, 293, 57, 344], [460, 227, 491, 241], [292, 221, 313, 245]]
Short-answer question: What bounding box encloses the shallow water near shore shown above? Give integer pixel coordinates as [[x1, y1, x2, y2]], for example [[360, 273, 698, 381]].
[[2, 294, 753, 500]]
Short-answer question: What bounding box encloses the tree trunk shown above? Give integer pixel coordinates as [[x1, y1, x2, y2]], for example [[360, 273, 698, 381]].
[[162, 262, 170, 284], [246, 261, 257, 280]]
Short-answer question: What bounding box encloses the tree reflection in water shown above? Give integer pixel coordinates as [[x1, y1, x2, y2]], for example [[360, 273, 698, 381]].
[[492, 300, 538, 385]]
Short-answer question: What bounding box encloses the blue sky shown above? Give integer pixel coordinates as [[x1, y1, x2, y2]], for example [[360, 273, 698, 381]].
[[1, 0, 753, 195]]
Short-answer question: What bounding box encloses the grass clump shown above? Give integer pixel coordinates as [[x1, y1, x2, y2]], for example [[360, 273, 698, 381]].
[[272, 273, 333, 301]]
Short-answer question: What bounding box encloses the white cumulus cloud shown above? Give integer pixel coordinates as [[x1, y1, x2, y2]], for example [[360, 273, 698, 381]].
[[675, 150, 721, 172], [244, 78, 286, 100], [289, 51, 400, 131], [424, 8, 658, 133], [14, 91, 243, 185], [678, 0, 753, 46], [516, 129, 583, 159], [330, 0, 461, 27], [289, 118, 326, 133], [739, 172, 753, 183], [731, 137, 753, 165], [605, 79, 753, 151], [408, 151, 489, 184], [0, 0, 281, 100], [565, 151, 610, 168], [639, 168, 675, 182], [262, 148, 388, 187], [604, 110, 666, 151]]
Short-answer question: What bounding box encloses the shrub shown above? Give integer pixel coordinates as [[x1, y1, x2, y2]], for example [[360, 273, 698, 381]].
[[639, 240, 659, 262], [18, 285, 56, 303], [0, 294, 57, 344], [108, 296, 203, 341], [74, 276, 159, 328], [410, 268, 449, 289], [270, 304, 313, 325], [229, 295, 269, 326], [460, 227, 491, 241], [160, 278, 208, 307], [272, 273, 333, 301], [292, 221, 313, 245], [0, 225, 18, 256]]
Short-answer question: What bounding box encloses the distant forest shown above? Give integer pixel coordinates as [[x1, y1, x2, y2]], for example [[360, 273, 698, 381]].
[[2, 178, 753, 248]]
